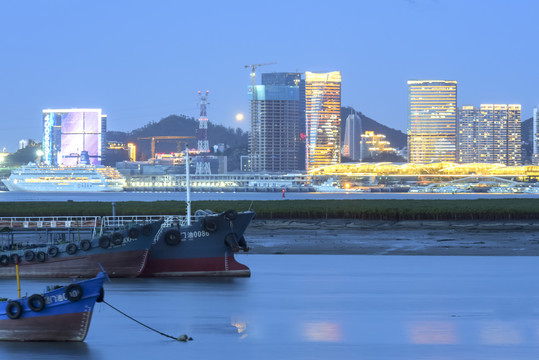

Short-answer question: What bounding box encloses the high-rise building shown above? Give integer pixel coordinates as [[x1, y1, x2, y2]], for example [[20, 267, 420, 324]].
[[305, 71, 341, 171], [342, 112, 361, 161], [248, 73, 301, 172], [477, 104, 521, 165], [42, 108, 107, 166], [457, 105, 479, 163], [457, 104, 522, 165], [407, 80, 457, 163], [534, 107, 539, 164]]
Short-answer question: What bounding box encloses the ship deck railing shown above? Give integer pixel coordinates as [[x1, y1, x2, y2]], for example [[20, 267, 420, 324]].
[[0, 214, 206, 234], [0, 216, 102, 230]]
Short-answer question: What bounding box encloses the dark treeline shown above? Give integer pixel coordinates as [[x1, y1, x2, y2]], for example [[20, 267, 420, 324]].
[[2, 199, 539, 221]]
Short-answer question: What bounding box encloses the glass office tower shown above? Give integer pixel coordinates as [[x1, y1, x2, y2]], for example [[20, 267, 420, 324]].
[[305, 71, 341, 171], [248, 80, 300, 172], [407, 80, 457, 163]]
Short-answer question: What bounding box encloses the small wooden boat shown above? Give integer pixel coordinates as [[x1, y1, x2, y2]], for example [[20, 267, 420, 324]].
[[0, 272, 107, 341]]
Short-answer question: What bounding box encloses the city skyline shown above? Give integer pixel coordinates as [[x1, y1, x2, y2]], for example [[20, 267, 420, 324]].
[[1, 1, 538, 153]]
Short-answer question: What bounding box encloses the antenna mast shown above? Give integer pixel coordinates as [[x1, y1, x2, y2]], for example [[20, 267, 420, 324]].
[[196, 90, 211, 175]]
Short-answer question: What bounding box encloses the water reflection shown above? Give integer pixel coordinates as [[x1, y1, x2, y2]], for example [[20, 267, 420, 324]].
[[302, 321, 342, 342], [480, 321, 522, 345], [408, 321, 458, 344], [2, 342, 95, 358], [231, 319, 248, 339]]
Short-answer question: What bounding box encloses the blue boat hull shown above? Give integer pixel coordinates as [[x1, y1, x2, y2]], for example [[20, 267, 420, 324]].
[[0, 272, 106, 341]]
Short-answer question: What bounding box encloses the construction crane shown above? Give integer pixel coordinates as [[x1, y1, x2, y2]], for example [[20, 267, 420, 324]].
[[137, 136, 195, 160], [244, 62, 276, 93]]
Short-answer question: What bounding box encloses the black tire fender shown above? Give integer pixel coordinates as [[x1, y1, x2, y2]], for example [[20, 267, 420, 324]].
[[28, 294, 46, 312], [96, 287, 105, 303], [10, 254, 20, 265], [99, 236, 111, 249], [36, 251, 46, 262], [66, 243, 78, 255], [128, 227, 140, 239], [203, 217, 218, 232], [80, 240, 91, 251], [6, 301, 22, 319], [238, 236, 247, 249], [111, 232, 123, 246], [141, 224, 153, 236], [24, 250, 35, 262], [0, 255, 9, 266], [65, 283, 83, 302], [47, 246, 59, 257], [224, 233, 240, 252], [163, 229, 182, 246]]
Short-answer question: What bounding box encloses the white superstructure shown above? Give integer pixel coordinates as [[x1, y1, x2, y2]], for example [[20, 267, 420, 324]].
[[2, 163, 126, 192]]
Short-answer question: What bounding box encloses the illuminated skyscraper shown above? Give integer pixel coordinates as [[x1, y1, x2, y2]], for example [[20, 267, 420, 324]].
[[457, 105, 479, 163], [477, 104, 521, 165], [42, 108, 107, 166], [342, 112, 361, 161], [457, 104, 522, 165], [407, 80, 457, 163], [305, 71, 341, 170], [248, 73, 301, 172]]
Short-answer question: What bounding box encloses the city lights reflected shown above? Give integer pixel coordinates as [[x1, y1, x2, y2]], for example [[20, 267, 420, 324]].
[[408, 321, 458, 344], [302, 321, 342, 342]]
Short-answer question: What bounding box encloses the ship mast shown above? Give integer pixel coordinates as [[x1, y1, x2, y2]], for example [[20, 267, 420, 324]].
[[185, 145, 191, 226]]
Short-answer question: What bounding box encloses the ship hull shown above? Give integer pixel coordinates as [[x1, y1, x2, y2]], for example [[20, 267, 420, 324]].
[[0, 221, 162, 278], [0, 249, 148, 278], [0, 273, 106, 341], [2, 179, 123, 192], [142, 210, 254, 277]]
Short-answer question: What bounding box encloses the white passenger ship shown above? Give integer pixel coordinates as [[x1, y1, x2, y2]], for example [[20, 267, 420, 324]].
[[2, 163, 126, 192]]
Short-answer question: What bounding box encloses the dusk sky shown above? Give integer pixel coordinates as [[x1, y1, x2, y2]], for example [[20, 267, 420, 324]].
[[1, 0, 537, 152]]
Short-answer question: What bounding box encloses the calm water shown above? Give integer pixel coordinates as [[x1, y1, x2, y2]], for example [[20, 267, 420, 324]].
[[0, 191, 538, 202], [2, 254, 539, 359]]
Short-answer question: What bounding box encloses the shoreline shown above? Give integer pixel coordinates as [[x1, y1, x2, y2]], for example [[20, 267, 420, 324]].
[[243, 219, 539, 256]]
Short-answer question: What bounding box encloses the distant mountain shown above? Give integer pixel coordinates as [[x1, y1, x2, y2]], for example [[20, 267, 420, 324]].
[[341, 107, 407, 149], [106, 114, 248, 162], [106, 109, 407, 167]]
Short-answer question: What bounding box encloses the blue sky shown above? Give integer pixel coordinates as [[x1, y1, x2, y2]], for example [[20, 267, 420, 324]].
[[1, 0, 537, 152]]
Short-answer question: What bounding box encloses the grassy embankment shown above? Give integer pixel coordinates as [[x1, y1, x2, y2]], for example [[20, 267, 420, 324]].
[[1, 199, 539, 221]]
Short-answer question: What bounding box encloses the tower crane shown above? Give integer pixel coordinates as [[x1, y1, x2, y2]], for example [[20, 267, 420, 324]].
[[244, 62, 276, 93], [137, 136, 195, 160]]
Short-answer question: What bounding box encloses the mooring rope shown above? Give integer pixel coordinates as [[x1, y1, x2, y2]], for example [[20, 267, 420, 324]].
[[103, 300, 192, 342]]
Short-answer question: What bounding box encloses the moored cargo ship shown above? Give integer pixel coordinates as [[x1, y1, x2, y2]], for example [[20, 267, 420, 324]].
[[0, 215, 163, 278], [141, 209, 254, 277]]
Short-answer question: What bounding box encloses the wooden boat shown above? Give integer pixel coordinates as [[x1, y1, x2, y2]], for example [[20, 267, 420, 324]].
[[0, 271, 107, 341], [0, 216, 163, 278]]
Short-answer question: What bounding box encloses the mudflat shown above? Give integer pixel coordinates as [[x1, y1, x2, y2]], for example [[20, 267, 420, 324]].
[[244, 219, 539, 255]]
